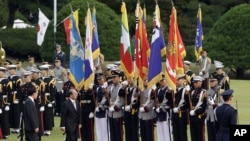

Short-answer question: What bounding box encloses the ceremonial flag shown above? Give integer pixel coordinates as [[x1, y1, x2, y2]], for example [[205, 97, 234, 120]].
[[195, 6, 203, 61], [135, 3, 149, 90], [120, 2, 133, 79], [166, 6, 186, 91], [37, 9, 49, 46], [69, 11, 85, 90], [63, 17, 71, 44], [147, 4, 166, 89], [84, 8, 94, 90], [92, 7, 100, 60]]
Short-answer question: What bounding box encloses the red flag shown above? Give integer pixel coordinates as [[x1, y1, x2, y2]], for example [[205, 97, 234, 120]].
[[166, 7, 186, 92], [63, 18, 71, 45]]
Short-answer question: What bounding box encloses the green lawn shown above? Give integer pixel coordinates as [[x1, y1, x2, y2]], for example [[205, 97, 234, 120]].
[[5, 79, 250, 140]]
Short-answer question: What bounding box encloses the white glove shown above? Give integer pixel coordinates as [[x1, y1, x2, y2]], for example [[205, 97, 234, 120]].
[[173, 107, 179, 113], [4, 105, 10, 111], [199, 71, 203, 76], [125, 105, 131, 112], [40, 106, 45, 112], [139, 107, 145, 113], [121, 81, 128, 86], [89, 112, 94, 118], [0, 109, 2, 114], [190, 110, 195, 116], [156, 107, 160, 113], [48, 103, 53, 107], [14, 100, 19, 104], [185, 85, 190, 91], [95, 107, 100, 112], [109, 106, 115, 112], [208, 98, 215, 105]]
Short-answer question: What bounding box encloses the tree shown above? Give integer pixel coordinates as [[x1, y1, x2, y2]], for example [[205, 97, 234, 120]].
[[203, 4, 250, 78]]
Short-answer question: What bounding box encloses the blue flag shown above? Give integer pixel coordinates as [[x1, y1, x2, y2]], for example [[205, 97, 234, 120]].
[[69, 12, 85, 90], [147, 5, 166, 89], [195, 7, 203, 61]]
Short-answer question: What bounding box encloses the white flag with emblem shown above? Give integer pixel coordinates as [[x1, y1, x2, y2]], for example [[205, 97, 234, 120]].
[[37, 9, 50, 46]]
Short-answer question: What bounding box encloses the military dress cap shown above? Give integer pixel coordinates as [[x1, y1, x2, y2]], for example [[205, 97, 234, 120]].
[[23, 71, 32, 76], [4, 60, 12, 65], [184, 60, 191, 65], [30, 67, 40, 73], [221, 89, 234, 97], [7, 64, 17, 69], [0, 67, 6, 71], [96, 73, 104, 80], [177, 74, 186, 80], [39, 64, 50, 70], [113, 61, 121, 66], [192, 76, 204, 82], [214, 60, 224, 69]]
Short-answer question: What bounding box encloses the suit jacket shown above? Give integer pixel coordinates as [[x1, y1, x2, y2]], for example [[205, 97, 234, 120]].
[[24, 97, 39, 131], [60, 99, 81, 132]]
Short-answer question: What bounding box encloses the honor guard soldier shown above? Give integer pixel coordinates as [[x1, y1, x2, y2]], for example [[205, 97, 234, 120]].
[[62, 70, 75, 100], [31, 68, 46, 139], [172, 74, 191, 141], [124, 77, 140, 141], [8, 64, 23, 134], [184, 60, 195, 90], [26, 55, 37, 71], [211, 60, 230, 104], [215, 89, 237, 141], [94, 73, 109, 141], [189, 76, 207, 141], [0, 67, 12, 139], [16, 59, 25, 78], [155, 75, 173, 141], [39, 65, 56, 136], [79, 84, 95, 141], [197, 51, 211, 89], [54, 44, 66, 67], [108, 69, 125, 141], [206, 75, 220, 141], [139, 79, 156, 141], [53, 58, 67, 116]]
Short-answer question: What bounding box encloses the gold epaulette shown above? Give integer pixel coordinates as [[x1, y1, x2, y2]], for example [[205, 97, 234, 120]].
[[49, 78, 56, 86], [7, 81, 12, 89], [39, 80, 45, 92]]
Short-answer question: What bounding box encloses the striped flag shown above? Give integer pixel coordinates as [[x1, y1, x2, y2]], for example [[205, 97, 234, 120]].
[[68, 10, 85, 90], [91, 7, 100, 60], [195, 6, 203, 61], [84, 8, 94, 90], [120, 2, 133, 79], [147, 4, 166, 89]]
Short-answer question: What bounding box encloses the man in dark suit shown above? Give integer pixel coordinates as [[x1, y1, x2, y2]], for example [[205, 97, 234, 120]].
[[60, 88, 81, 141], [24, 82, 39, 141]]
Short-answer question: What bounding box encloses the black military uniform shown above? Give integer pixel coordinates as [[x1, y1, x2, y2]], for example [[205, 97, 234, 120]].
[[80, 88, 95, 141], [215, 89, 237, 141], [189, 76, 207, 141], [32, 77, 45, 139], [172, 75, 190, 141], [124, 85, 140, 141], [8, 69, 22, 133], [0, 76, 12, 138]]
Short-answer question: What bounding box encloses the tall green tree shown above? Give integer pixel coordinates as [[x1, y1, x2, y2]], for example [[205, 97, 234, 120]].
[[203, 4, 250, 78]]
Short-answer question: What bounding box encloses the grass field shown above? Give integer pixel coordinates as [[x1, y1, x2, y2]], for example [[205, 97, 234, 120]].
[[5, 79, 249, 141]]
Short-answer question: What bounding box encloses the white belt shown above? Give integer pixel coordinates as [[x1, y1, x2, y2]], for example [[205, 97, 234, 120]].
[[81, 100, 91, 103], [57, 81, 63, 83], [45, 93, 50, 96]]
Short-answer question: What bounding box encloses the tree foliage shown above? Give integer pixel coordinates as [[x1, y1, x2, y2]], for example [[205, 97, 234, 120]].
[[203, 4, 250, 77]]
